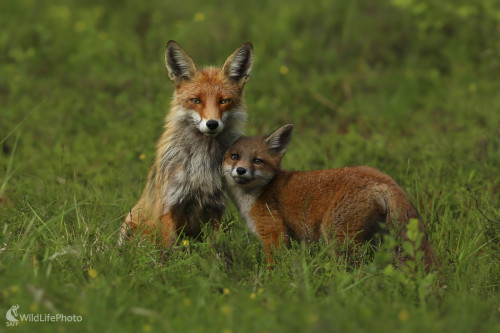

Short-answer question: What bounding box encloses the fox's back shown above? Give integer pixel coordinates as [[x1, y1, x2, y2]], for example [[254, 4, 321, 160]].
[[255, 166, 411, 240]]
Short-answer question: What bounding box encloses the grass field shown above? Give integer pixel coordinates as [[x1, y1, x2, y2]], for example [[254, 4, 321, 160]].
[[1, 0, 500, 332]]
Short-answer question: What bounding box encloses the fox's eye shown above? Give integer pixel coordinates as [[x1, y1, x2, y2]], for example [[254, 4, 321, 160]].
[[190, 98, 202, 104], [253, 158, 263, 165], [230, 154, 239, 161], [220, 98, 231, 104]]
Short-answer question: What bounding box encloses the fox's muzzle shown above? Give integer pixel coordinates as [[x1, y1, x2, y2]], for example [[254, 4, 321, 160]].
[[227, 166, 254, 185], [199, 118, 224, 136]]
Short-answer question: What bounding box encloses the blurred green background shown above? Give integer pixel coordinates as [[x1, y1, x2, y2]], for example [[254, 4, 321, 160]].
[[1, 0, 499, 332]]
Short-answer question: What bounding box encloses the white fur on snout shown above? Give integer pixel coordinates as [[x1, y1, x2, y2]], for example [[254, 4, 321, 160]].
[[188, 111, 224, 136], [230, 167, 252, 180], [199, 119, 224, 136]]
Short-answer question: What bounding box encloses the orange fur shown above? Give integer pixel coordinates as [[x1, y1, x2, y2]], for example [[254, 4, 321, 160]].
[[119, 41, 253, 246], [224, 124, 439, 269]]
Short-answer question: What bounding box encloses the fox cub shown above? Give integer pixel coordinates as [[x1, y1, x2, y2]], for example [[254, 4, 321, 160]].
[[223, 124, 438, 268], [119, 41, 254, 247]]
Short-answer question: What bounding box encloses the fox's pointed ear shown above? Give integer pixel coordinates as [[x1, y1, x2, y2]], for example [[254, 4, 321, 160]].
[[222, 42, 254, 88], [265, 124, 294, 157], [165, 40, 197, 86]]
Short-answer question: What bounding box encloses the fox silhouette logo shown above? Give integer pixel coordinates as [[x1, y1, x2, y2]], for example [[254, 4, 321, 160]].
[[6, 304, 20, 326]]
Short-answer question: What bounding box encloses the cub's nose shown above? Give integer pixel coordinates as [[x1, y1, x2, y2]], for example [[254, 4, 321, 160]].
[[236, 167, 246, 175], [206, 120, 219, 130]]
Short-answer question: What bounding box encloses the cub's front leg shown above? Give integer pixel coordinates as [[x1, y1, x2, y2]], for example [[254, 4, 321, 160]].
[[254, 213, 289, 265]]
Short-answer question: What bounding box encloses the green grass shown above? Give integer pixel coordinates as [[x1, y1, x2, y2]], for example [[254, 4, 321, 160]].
[[1, 0, 500, 332]]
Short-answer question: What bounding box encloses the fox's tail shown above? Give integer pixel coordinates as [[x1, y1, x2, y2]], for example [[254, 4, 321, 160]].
[[382, 186, 440, 271]]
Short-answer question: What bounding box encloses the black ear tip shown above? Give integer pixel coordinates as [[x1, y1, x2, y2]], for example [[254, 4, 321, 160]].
[[237, 42, 253, 54], [243, 42, 253, 49], [166, 40, 179, 49]]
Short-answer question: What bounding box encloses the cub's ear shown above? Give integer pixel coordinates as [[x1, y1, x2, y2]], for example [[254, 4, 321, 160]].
[[222, 42, 254, 88], [165, 40, 197, 86], [265, 124, 294, 157]]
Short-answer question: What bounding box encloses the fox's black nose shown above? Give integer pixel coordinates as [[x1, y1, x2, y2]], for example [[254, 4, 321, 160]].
[[236, 167, 246, 175], [206, 120, 219, 130]]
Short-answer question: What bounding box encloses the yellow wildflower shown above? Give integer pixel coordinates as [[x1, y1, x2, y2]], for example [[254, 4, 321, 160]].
[[193, 12, 205, 22], [398, 309, 409, 322], [88, 268, 98, 279]]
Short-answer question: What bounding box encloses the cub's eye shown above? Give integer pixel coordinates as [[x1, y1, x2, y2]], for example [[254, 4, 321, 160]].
[[190, 98, 202, 104], [220, 98, 231, 104], [230, 154, 239, 161], [253, 158, 263, 165]]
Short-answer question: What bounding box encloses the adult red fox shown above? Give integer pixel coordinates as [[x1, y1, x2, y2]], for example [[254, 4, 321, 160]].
[[223, 124, 439, 269], [119, 41, 254, 246]]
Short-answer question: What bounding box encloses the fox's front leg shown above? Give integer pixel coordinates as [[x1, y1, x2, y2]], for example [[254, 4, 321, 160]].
[[118, 212, 136, 246], [156, 211, 179, 247], [118, 207, 149, 245], [119, 210, 177, 247], [261, 232, 288, 266], [256, 216, 288, 266]]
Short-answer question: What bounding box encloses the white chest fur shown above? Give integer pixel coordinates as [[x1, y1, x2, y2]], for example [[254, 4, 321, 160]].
[[228, 186, 262, 235]]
